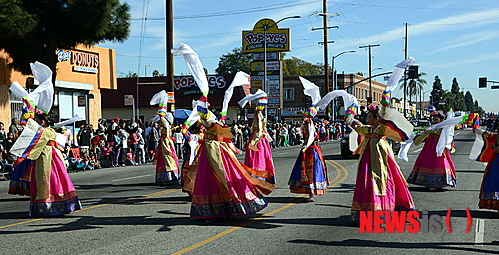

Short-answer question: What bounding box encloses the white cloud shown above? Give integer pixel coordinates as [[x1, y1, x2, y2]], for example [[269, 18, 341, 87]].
[[333, 9, 499, 50], [431, 30, 499, 53], [427, 51, 499, 69]]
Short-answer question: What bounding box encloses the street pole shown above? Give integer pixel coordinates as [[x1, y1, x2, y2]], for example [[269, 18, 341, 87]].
[[323, 0, 329, 118], [262, 15, 300, 122], [264, 27, 267, 122], [138, 64, 151, 121], [332, 50, 355, 120], [166, 0, 174, 112], [403, 23, 408, 118], [359, 44, 379, 105]]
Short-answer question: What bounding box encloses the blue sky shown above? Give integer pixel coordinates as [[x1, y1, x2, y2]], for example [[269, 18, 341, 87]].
[[99, 0, 499, 113]]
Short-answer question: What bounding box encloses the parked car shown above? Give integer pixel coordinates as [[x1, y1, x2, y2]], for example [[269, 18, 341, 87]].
[[410, 120, 431, 132], [340, 132, 401, 159]]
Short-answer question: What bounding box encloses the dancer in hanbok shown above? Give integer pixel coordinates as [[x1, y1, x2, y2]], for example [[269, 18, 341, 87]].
[[238, 90, 276, 184], [180, 122, 203, 196], [8, 158, 32, 196], [478, 132, 499, 212], [150, 90, 179, 184], [407, 111, 457, 190], [467, 126, 499, 211], [9, 62, 82, 217], [288, 77, 329, 202], [174, 43, 274, 219], [346, 58, 416, 224], [7, 78, 38, 196]]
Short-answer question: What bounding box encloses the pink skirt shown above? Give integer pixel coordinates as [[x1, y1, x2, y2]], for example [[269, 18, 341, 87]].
[[407, 136, 457, 187], [244, 132, 275, 184], [155, 143, 180, 184], [351, 145, 415, 223], [190, 141, 270, 219], [29, 149, 82, 217]]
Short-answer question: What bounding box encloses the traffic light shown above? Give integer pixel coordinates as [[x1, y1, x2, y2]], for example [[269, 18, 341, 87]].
[[367, 96, 373, 105], [408, 65, 418, 79], [479, 77, 487, 88]]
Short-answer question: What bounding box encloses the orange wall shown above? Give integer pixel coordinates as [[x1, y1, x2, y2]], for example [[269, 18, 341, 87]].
[[0, 45, 117, 127]]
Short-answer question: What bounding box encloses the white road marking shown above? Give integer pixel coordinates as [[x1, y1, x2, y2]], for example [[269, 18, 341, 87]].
[[112, 174, 153, 182], [413, 148, 423, 153], [475, 219, 485, 245]]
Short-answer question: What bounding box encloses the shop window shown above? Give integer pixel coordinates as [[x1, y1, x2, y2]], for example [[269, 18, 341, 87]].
[[283, 88, 294, 101], [10, 91, 23, 121]]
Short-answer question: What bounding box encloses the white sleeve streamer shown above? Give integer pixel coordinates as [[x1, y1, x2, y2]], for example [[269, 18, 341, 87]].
[[469, 133, 484, 161], [349, 129, 360, 152], [29, 62, 54, 113], [53, 115, 83, 128], [397, 130, 417, 162], [150, 90, 168, 105], [299, 77, 321, 105], [9, 81, 28, 99], [222, 71, 250, 115], [426, 115, 464, 156], [303, 121, 316, 151], [383, 57, 415, 94], [171, 43, 209, 96], [315, 90, 358, 111], [397, 138, 414, 162], [238, 89, 267, 108], [188, 134, 200, 165]]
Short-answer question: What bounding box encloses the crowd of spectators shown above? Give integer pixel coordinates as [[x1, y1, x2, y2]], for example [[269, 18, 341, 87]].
[[1, 114, 350, 176], [231, 119, 349, 151]]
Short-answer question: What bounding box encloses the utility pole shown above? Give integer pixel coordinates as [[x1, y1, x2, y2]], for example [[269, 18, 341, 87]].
[[166, 0, 174, 112], [403, 23, 408, 118], [312, 4, 338, 118], [359, 44, 380, 105], [322, 0, 328, 117]]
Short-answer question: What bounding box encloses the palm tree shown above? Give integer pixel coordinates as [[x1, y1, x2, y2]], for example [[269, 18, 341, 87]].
[[406, 72, 427, 118]]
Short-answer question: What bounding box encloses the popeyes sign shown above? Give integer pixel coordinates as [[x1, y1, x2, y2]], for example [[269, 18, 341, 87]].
[[242, 18, 291, 53], [174, 75, 227, 91]]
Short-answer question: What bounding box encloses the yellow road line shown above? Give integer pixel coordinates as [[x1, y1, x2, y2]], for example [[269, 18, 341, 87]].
[[0, 188, 181, 229], [327, 160, 342, 184], [172, 159, 349, 255], [327, 160, 349, 186], [0, 219, 43, 230]]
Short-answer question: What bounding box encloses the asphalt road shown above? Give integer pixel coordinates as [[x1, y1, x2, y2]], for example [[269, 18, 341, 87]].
[[0, 128, 498, 254]]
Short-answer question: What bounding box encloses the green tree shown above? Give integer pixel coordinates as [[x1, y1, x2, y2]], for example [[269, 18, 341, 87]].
[[215, 47, 252, 74], [119, 71, 137, 78], [282, 57, 324, 76], [449, 77, 465, 111], [406, 71, 427, 106], [430, 76, 445, 110], [464, 91, 474, 112], [356, 72, 364, 76], [152, 70, 165, 77], [0, 0, 130, 82]]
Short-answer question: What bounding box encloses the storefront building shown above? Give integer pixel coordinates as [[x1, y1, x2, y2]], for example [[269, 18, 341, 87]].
[[0, 44, 117, 128], [101, 74, 250, 125], [279, 74, 386, 121]]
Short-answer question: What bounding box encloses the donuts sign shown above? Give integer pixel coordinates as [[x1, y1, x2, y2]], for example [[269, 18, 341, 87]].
[[57, 49, 99, 73], [242, 18, 291, 53]]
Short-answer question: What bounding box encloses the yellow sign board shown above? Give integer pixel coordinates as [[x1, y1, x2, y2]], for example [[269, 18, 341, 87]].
[[242, 18, 291, 53]]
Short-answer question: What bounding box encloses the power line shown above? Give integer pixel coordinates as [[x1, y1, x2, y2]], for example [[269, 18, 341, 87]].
[[130, 0, 320, 20], [353, 3, 499, 11]]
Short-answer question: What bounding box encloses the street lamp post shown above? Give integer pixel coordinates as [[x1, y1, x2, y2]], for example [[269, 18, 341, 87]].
[[137, 64, 151, 121], [359, 44, 380, 105], [263, 15, 300, 122], [145, 64, 151, 77], [332, 50, 355, 120]]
